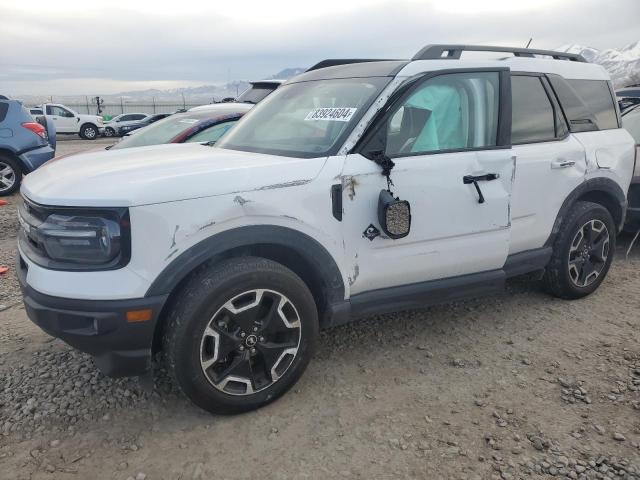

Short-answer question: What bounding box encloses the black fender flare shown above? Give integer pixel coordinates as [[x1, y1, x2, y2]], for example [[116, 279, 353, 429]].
[[145, 225, 346, 306], [545, 177, 627, 247]]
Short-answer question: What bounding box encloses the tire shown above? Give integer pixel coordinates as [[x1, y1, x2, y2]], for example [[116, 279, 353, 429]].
[[163, 257, 319, 414], [0, 155, 22, 196], [79, 124, 98, 140], [543, 201, 615, 299], [104, 127, 115, 137]]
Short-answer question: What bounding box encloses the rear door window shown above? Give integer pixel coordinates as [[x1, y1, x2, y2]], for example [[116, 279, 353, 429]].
[[511, 76, 558, 144]]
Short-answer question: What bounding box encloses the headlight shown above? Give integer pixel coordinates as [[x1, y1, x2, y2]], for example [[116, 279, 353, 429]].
[[18, 197, 131, 271], [39, 214, 122, 264]]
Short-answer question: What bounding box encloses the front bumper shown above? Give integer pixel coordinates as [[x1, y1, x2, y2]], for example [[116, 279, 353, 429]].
[[18, 145, 56, 173], [17, 254, 167, 377]]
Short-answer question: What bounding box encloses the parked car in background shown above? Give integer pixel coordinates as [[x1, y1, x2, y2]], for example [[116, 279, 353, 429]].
[[17, 45, 635, 414], [109, 104, 251, 150], [117, 113, 171, 136], [622, 104, 640, 230], [617, 85, 640, 112], [103, 113, 148, 137], [236, 79, 284, 103], [0, 97, 55, 195], [190, 80, 284, 112], [28, 107, 43, 116], [38, 103, 103, 140]]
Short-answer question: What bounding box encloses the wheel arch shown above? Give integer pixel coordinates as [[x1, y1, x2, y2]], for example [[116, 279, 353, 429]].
[[0, 147, 28, 174], [546, 177, 627, 248], [148, 225, 346, 350]]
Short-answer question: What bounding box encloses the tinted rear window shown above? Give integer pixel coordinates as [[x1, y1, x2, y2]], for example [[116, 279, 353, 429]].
[[567, 80, 618, 130], [511, 76, 556, 144], [0, 102, 8, 123]]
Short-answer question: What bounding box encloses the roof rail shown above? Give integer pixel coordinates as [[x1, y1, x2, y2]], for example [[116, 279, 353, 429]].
[[412, 45, 588, 63], [306, 59, 401, 72]]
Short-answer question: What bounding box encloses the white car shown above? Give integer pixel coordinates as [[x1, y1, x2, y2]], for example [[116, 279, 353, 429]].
[[103, 113, 148, 137], [40, 103, 104, 140], [18, 45, 636, 415], [188, 79, 284, 113]]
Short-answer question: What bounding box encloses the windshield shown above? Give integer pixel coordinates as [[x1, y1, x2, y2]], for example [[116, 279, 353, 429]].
[[110, 114, 202, 150], [237, 85, 277, 104], [217, 77, 390, 158]]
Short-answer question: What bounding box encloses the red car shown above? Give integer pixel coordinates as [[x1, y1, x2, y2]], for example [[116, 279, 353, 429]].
[[109, 104, 253, 151]]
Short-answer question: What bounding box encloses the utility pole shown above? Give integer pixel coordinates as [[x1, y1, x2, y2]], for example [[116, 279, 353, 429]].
[[92, 96, 104, 115]]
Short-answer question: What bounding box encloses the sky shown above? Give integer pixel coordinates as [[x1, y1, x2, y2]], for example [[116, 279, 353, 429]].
[[1, 0, 639, 96]]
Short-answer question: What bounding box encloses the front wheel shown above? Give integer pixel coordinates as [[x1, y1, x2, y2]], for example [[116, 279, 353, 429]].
[[543, 201, 615, 299], [79, 124, 98, 140], [163, 257, 319, 414], [103, 127, 115, 137]]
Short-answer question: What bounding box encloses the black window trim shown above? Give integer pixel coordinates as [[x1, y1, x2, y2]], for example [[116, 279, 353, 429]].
[[509, 71, 570, 146], [353, 67, 512, 160]]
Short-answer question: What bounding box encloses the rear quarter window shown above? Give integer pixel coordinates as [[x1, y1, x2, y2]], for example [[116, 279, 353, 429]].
[[567, 79, 619, 130], [0, 102, 8, 123]]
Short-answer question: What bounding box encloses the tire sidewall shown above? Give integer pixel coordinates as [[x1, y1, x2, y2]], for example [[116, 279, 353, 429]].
[[81, 124, 97, 140], [170, 260, 318, 414], [0, 156, 22, 196], [555, 203, 616, 297]]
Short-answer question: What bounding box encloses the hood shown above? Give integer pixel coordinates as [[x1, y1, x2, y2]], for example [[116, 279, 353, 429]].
[[22, 143, 327, 207]]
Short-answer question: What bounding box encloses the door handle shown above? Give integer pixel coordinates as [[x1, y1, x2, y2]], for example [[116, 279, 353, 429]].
[[463, 173, 499, 204], [551, 160, 576, 169]]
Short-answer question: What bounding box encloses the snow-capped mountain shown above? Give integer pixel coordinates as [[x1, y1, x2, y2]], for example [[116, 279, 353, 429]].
[[556, 42, 640, 87]]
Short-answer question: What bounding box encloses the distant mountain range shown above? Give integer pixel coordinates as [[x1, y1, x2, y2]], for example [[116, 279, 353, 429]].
[[18, 68, 307, 105], [16, 44, 640, 105], [107, 67, 307, 102], [556, 41, 640, 87]]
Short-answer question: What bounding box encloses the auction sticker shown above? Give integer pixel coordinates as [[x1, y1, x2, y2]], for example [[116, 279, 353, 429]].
[[305, 107, 357, 122]]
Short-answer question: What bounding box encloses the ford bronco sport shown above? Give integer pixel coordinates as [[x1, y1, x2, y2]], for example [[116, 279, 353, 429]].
[[17, 45, 636, 414]]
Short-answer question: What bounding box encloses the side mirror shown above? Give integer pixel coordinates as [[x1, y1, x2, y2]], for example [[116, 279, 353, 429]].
[[378, 190, 411, 239]]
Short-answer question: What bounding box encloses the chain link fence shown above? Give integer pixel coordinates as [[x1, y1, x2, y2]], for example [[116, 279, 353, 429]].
[[25, 96, 218, 116]]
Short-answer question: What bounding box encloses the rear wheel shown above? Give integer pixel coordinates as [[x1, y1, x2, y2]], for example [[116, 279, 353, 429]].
[[0, 155, 21, 196], [164, 257, 318, 414], [543, 201, 615, 299]]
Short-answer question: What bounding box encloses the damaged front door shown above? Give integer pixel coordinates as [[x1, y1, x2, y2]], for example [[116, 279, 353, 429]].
[[341, 68, 515, 295]]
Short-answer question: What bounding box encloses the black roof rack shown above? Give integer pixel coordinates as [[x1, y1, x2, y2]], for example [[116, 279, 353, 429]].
[[412, 45, 588, 63], [306, 59, 401, 72]]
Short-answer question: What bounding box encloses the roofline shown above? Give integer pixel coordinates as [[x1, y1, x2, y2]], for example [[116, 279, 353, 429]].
[[306, 59, 404, 72]]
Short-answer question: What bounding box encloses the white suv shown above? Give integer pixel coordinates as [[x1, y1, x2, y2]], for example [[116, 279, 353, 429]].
[[17, 45, 636, 414]]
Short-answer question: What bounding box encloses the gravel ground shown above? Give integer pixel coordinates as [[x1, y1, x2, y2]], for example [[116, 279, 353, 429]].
[[1, 139, 640, 479]]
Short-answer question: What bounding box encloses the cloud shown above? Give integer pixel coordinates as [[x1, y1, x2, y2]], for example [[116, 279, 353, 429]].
[[0, 0, 638, 95]]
